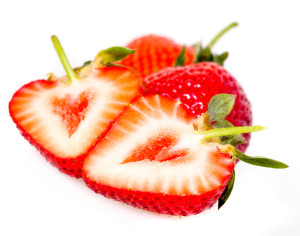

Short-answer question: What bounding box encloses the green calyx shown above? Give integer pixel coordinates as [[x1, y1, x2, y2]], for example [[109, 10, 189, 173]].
[[173, 22, 237, 67], [94, 46, 135, 68], [201, 93, 288, 169], [204, 93, 288, 169], [196, 93, 289, 209], [193, 22, 238, 65], [51, 35, 80, 85], [174, 46, 186, 67], [205, 93, 247, 146]]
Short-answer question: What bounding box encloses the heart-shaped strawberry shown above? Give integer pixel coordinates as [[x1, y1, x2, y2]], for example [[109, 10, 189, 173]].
[[9, 36, 141, 178]]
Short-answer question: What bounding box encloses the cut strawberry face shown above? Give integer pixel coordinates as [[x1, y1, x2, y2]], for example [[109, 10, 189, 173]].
[[83, 94, 287, 216], [9, 36, 141, 178], [83, 95, 235, 215]]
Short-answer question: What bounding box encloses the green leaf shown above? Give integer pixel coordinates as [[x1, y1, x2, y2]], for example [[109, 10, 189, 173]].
[[174, 46, 186, 67], [207, 94, 236, 122], [81, 60, 92, 67], [218, 170, 235, 209], [235, 150, 289, 169], [212, 52, 228, 66], [94, 46, 135, 67], [213, 120, 246, 146], [193, 42, 202, 64], [195, 47, 213, 63], [74, 60, 92, 74]]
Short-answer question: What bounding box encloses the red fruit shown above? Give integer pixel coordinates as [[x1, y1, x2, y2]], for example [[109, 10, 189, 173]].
[[9, 36, 141, 178], [143, 62, 252, 152], [120, 23, 240, 79], [120, 35, 195, 78], [83, 95, 235, 216]]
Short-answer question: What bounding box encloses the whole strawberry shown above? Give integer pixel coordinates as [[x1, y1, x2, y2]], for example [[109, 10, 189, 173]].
[[120, 34, 194, 78], [120, 23, 239, 79], [142, 23, 251, 152]]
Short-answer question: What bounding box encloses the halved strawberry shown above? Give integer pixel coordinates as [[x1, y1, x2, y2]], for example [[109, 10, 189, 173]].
[[9, 36, 141, 178], [83, 95, 235, 216], [83, 94, 288, 216]]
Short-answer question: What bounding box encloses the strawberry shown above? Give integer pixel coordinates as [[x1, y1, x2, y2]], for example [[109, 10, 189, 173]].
[[120, 34, 194, 78], [143, 62, 252, 152], [83, 94, 287, 216], [120, 23, 238, 78], [9, 36, 141, 178]]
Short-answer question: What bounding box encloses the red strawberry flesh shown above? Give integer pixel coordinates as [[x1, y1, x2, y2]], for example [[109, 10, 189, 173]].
[[122, 130, 189, 163]]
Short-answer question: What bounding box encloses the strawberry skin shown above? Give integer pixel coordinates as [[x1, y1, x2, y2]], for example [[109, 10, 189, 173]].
[[9, 66, 141, 178], [143, 62, 252, 152], [120, 35, 195, 78], [84, 168, 231, 216], [83, 95, 235, 216]]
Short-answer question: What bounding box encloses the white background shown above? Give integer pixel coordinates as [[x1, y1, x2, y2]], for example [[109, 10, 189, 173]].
[[1, 0, 299, 235]]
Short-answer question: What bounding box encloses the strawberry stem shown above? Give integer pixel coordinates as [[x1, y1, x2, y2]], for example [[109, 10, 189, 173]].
[[51, 35, 79, 84], [200, 125, 265, 143], [208, 22, 238, 48]]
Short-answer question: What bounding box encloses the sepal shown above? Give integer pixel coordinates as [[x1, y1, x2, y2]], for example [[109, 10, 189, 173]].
[[234, 150, 289, 169], [193, 22, 238, 65], [218, 170, 235, 209], [174, 46, 186, 67], [94, 46, 135, 68]]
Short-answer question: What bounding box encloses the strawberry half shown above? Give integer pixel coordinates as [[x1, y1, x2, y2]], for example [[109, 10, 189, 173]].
[[83, 95, 233, 215], [83, 94, 286, 216], [9, 36, 141, 178]]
